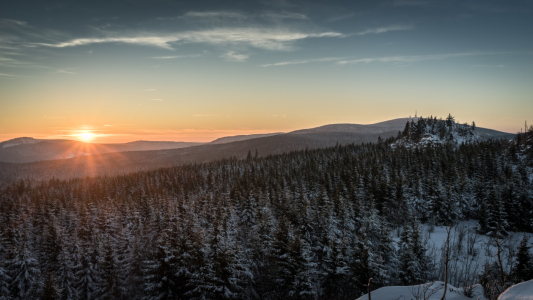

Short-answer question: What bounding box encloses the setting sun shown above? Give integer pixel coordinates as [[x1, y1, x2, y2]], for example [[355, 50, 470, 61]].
[[80, 132, 94, 141]]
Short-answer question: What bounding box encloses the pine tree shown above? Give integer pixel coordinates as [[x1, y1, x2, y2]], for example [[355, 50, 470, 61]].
[[511, 235, 533, 282], [42, 220, 62, 274], [97, 238, 123, 300], [350, 230, 372, 295], [143, 231, 179, 300], [288, 235, 315, 300], [481, 185, 509, 237], [40, 272, 62, 300], [75, 249, 98, 300], [55, 241, 77, 300], [272, 216, 294, 299], [8, 232, 41, 300], [398, 217, 427, 285], [0, 262, 11, 300], [374, 221, 398, 287], [199, 205, 251, 300], [322, 238, 349, 298]]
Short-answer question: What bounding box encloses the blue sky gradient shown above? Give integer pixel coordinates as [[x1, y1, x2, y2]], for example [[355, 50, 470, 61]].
[[1, 0, 532, 142]]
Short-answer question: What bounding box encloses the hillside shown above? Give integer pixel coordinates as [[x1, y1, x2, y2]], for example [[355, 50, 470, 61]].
[[210, 133, 283, 144], [0, 135, 531, 300], [0, 138, 203, 163], [0, 117, 516, 187]]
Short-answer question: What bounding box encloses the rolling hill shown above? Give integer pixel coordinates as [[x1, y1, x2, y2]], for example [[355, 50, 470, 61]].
[[0, 117, 515, 187], [0, 138, 203, 163]]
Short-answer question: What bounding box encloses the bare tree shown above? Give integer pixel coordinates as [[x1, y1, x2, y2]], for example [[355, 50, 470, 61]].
[[409, 282, 442, 300], [440, 224, 452, 300], [365, 278, 373, 300]]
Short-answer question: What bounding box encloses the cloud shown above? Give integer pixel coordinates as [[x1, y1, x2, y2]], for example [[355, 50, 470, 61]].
[[0, 56, 33, 66], [0, 18, 67, 45], [0, 73, 25, 77], [261, 56, 344, 67], [337, 52, 491, 65], [181, 11, 248, 19], [355, 25, 413, 35], [35, 28, 345, 51], [150, 54, 201, 59], [221, 51, 249, 62], [142, 89, 157, 91], [260, 12, 308, 20]]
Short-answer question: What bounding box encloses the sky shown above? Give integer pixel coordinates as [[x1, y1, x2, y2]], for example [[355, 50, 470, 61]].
[[1, 0, 532, 143]]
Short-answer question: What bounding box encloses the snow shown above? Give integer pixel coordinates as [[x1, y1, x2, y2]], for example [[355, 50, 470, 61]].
[[367, 222, 533, 300], [356, 281, 487, 300], [423, 220, 533, 256], [1, 137, 40, 148], [498, 280, 533, 300]]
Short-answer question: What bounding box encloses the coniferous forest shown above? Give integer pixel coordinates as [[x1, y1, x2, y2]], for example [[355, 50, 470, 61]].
[[1, 117, 533, 300]]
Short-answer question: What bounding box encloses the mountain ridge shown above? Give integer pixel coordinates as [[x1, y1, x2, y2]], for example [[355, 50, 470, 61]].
[[0, 117, 516, 187]]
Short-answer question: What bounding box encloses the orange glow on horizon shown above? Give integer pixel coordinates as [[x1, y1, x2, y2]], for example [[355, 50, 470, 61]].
[[79, 132, 94, 141]]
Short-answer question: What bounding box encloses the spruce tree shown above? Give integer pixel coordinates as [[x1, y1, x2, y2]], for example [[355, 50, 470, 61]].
[[511, 235, 533, 282], [40, 272, 62, 300], [8, 232, 41, 300]]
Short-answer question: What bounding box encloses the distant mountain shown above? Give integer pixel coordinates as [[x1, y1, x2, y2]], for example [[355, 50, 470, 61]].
[[210, 133, 283, 144], [0, 138, 203, 163], [0, 117, 515, 187], [290, 118, 418, 135]]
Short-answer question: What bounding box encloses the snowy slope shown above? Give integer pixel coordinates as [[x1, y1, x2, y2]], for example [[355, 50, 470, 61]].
[[498, 280, 533, 299], [360, 222, 533, 300], [356, 281, 487, 300]]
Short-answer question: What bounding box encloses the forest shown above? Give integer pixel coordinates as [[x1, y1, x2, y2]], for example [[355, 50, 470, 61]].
[[1, 117, 533, 300]]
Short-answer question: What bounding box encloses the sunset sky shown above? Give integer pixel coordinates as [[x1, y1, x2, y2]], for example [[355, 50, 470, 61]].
[[1, 0, 532, 143]]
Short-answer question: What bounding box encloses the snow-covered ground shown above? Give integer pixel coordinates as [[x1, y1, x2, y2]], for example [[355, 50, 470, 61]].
[[356, 280, 533, 300], [420, 221, 533, 288], [498, 280, 533, 300], [359, 221, 533, 300], [356, 281, 486, 300]]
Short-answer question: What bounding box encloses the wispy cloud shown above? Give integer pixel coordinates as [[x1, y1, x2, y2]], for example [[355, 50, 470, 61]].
[[337, 52, 491, 65], [0, 56, 33, 66], [150, 54, 201, 59], [0, 18, 67, 45], [221, 51, 249, 62], [0, 72, 25, 77], [355, 25, 413, 35], [261, 56, 344, 67], [180, 11, 248, 19], [259, 12, 307, 20], [35, 28, 344, 51]]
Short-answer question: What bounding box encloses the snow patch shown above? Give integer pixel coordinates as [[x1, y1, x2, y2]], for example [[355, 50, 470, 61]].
[[356, 281, 487, 300], [498, 280, 533, 300]]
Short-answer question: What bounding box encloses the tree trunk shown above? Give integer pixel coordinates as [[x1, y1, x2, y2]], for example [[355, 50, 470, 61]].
[[367, 278, 373, 300], [440, 225, 452, 300]]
